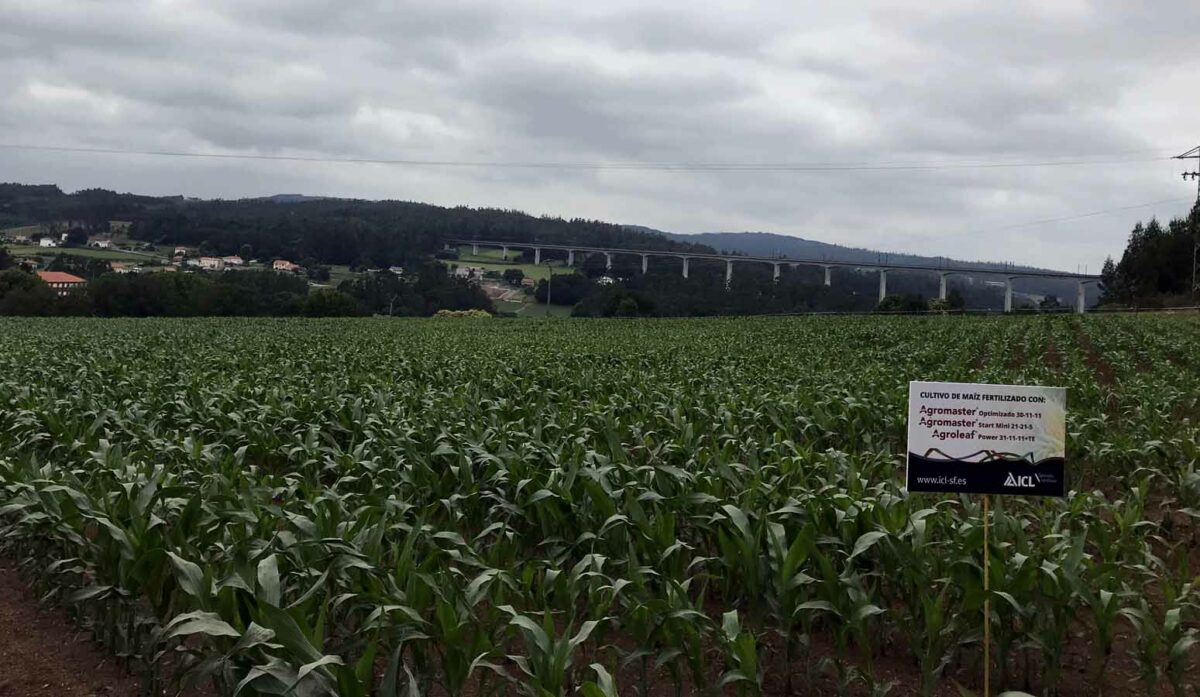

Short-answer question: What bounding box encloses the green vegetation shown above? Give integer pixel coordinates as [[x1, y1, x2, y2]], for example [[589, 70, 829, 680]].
[[1, 184, 1109, 315], [0, 315, 1197, 695], [1100, 203, 1199, 307], [6, 244, 163, 262], [0, 261, 493, 318], [455, 246, 565, 281]]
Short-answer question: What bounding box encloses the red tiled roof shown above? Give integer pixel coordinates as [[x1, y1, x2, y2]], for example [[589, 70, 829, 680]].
[[37, 271, 85, 284]]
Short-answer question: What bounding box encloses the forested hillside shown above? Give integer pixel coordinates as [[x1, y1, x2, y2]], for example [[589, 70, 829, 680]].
[[0, 183, 1123, 316], [0, 184, 713, 268]]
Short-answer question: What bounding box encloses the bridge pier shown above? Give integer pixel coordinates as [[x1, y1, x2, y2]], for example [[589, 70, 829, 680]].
[[823, 265, 832, 287], [878, 269, 888, 302], [534, 247, 541, 265], [1004, 278, 1013, 313], [938, 272, 948, 301], [725, 259, 733, 288], [604, 252, 612, 271], [567, 249, 574, 267], [502, 245, 508, 261], [472, 243, 478, 256], [641, 254, 648, 274], [1076, 281, 1086, 314], [772, 263, 780, 282], [682, 257, 689, 279]]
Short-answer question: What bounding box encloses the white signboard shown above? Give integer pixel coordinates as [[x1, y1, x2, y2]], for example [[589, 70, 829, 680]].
[[906, 381, 1066, 496]]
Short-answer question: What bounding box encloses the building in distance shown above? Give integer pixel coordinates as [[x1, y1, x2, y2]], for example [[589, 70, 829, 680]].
[[37, 271, 85, 296]]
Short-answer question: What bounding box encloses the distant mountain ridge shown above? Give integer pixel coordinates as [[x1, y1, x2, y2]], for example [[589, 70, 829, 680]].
[[649, 230, 1059, 275]]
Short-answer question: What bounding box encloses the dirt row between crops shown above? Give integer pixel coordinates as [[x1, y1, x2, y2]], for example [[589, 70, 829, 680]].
[[0, 561, 143, 696]]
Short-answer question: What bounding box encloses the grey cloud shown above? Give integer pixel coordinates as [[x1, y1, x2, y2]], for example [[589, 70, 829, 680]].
[[0, 0, 1196, 270]]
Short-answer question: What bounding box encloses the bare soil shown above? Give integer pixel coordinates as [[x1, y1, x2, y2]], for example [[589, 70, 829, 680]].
[[1044, 336, 1064, 371], [0, 562, 142, 697], [1071, 322, 1116, 386]]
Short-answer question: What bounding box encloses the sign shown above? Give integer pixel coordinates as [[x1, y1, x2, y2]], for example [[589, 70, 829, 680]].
[[906, 381, 1066, 497]]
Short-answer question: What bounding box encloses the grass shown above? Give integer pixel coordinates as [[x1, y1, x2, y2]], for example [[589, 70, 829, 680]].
[[454, 246, 572, 281], [328, 265, 359, 286], [0, 225, 41, 237], [496, 299, 574, 317], [5, 245, 164, 262]]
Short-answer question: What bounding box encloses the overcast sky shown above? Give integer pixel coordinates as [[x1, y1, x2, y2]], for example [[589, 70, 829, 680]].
[[1, 1, 1197, 270]]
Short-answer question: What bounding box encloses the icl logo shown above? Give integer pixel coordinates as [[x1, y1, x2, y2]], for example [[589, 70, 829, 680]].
[[1004, 472, 1036, 488]]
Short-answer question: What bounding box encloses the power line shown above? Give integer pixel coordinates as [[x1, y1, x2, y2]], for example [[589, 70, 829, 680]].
[[966, 196, 1194, 236], [0, 142, 1175, 173]]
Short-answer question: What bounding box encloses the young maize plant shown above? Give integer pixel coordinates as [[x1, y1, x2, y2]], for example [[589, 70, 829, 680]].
[[0, 315, 1196, 696]]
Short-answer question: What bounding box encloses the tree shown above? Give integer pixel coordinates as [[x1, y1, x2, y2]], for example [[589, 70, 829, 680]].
[[240, 244, 254, 261], [302, 289, 360, 316], [0, 247, 12, 270], [65, 227, 88, 246], [502, 268, 524, 286], [1098, 256, 1123, 304], [306, 265, 332, 282], [535, 273, 591, 305], [876, 294, 926, 313], [0, 269, 57, 316]]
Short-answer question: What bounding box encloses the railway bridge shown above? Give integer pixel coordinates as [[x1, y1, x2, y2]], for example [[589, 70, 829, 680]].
[[446, 239, 1102, 313]]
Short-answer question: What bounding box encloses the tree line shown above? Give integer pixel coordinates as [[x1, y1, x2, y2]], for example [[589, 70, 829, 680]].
[[0, 258, 493, 318], [1100, 202, 1199, 306]]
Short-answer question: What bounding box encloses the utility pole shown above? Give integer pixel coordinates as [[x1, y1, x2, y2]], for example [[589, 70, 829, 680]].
[[1175, 146, 1200, 297]]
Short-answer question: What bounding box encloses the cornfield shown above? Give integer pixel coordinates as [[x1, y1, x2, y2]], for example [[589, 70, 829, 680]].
[[0, 315, 1197, 696]]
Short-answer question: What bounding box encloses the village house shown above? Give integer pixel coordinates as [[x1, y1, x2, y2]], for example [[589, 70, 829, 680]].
[[222, 255, 245, 266], [451, 266, 484, 285], [36, 271, 85, 296], [39, 237, 58, 248], [273, 260, 300, 273], [198, 256, 226, 271], [109, 262, 140, 274], [174, 246, 195, 256], [89, 237, 112, 249]]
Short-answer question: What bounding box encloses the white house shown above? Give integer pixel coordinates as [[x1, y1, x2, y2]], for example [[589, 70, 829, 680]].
[[89, 238, 112, 249], [273, 259, 300, 273], [198, 256, 226, 271], [222, 255, 245, 266], [39, 237, 58, 248]]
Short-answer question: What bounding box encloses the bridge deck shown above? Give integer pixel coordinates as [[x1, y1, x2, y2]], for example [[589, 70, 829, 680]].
[[447, 239, 1100, 280]]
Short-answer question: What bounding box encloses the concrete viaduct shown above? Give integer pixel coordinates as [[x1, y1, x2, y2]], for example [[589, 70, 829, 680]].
[[447, 239, 1101, 313]]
